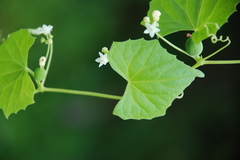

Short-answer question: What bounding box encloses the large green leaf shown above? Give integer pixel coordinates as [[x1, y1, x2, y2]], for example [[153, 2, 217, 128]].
[[108, 39, 204, 120], [0, 29, 36, 118], [146, 0, 239, 43]]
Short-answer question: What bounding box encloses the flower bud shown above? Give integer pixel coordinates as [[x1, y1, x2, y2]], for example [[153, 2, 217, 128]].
[[47, 39, 53, 44], [40, 37, 46, 43], [101, 47, 109, 54], [143, 16, 150, 24], [39, 56, 46, 67], [152, 10, 161, 22]]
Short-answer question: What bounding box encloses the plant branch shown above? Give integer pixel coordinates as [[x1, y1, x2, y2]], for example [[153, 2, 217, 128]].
[[203, 36, 231, 60], [41, 87, 122, 100], [41, 37, 53, 86], [192, 59, 240, 68], [156, 32, 192, 58], [203, 60, 240, 65]]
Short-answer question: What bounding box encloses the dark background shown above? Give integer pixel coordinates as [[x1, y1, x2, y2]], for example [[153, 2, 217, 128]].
[[0, 0, 239, 159]]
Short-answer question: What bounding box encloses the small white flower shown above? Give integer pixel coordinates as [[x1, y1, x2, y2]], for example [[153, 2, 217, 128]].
[[144, 22, 160, 38], [29, 24, 53, 35], [95, 52, 108, 67]]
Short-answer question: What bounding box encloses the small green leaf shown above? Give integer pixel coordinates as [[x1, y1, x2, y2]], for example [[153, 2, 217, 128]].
[[145, 0, 239, 43], [108, 39, 204, 120], [0, 29, 36, 118]]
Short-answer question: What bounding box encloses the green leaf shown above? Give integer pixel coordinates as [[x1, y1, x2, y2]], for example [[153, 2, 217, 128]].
[[145, 0, 240, 43], [0, 29, 36, 118], [108, 39, 204, 120]]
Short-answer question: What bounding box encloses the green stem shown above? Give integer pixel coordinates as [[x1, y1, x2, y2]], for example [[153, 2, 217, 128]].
[[192, 59, 240, 68], [156, 32, 192, 58], [26, 67, 34, 76], [203, 60, 240, 65], [41, 87, 122, 100], [45, 38, 51, 60], [42, 37, 53, 86], [191, 35, 233, 68], [203, 37, 231, 60]]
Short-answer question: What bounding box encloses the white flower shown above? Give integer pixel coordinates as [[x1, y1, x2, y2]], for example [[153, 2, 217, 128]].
[[95, 52, 108, 67], [144, 22, 160, 38], [29, 24, 53, 35]]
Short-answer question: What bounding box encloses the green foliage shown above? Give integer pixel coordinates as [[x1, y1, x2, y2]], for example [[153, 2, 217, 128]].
[[147, 0, 240, 43], [0, 29, 35, 118], [108, 39, 204, 119], [0, 0, 239, 120]]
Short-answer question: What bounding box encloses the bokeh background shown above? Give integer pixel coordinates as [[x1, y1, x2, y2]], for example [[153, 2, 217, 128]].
[[0, 0, 240, 159]]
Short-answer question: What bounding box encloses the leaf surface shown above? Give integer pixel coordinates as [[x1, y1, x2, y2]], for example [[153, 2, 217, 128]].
[[145, 0, 240, 43], [108, 39, 204, 120], [0, 29, 35, 118]]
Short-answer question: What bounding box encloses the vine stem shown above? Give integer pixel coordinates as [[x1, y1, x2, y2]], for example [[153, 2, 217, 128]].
[[31, 34, 121, 101], [191, 35, 234, 68], [41, 35, 53, 86], [202, 36, 231, 60], [204, 60, 240, 65], [41, 87, 122, 100], [26, 67, 34, 75], [192, 59, 240, 68], [156, 32, 192, 58]]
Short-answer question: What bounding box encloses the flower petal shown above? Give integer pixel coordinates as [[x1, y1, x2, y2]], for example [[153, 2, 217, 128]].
[[95, 52, 108, 67], [28, 29, 43, 35]]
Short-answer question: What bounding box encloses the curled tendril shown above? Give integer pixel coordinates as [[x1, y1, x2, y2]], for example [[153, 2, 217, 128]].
[[176, 92, 184, 99], [203, 22, 230, 44], [204, 22, 220, 41], [200, 22, 231, 61], [211, 35, 230, 44]]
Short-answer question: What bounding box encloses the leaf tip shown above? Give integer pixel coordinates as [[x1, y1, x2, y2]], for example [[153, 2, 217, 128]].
[[4, 114, 10, 120], [3, 110, 17, 119], [3, 101, 35, 119], [197, 70, 205, 78], [3, 110, 16, 119]]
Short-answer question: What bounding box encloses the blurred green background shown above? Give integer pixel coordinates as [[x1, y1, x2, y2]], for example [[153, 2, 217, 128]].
[[0, 0, 240, 159]]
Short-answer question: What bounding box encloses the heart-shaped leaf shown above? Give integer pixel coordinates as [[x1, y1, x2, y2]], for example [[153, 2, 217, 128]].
[[108, 39, 204, 120], [145, 0, 239, 43], [0, 29, 36, 118]]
